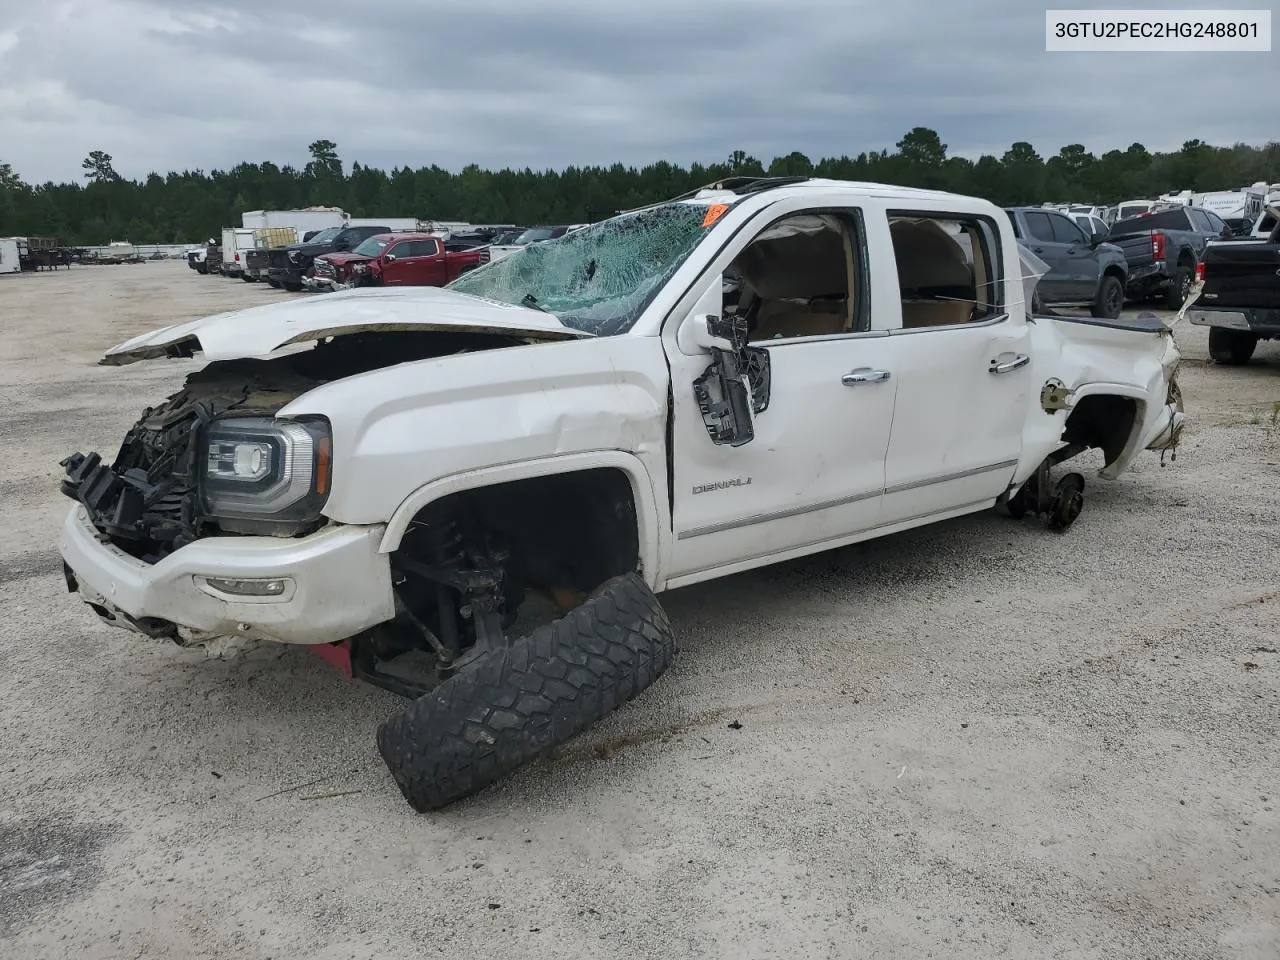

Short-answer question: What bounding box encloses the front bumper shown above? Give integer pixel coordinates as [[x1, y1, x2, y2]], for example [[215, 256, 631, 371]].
[[58, 505, 395, 645], [267, 266, 306, 284], [301, 275, 351, 292]]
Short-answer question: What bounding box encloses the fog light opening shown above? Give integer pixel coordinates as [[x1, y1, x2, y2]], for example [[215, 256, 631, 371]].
[[196, 576, 295, 599]]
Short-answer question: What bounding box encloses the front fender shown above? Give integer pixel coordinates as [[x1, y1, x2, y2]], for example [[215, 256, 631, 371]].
[[278, 334, 672, 546]]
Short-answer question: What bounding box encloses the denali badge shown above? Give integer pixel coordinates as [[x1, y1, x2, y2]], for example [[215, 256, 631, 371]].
[[692, 477, 753, 495]]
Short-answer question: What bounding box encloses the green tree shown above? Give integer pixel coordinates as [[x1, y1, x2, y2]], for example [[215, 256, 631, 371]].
[[305, 139, 342, 178], [896, 127, 947, 169], [0, 162, 24, 190], [81, 150, 120, 182]]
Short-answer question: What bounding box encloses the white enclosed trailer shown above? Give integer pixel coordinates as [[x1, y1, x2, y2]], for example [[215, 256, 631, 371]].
[[347, 217, 419, 232], [241, 208, 347, 235], [0, 238, 20, 275]]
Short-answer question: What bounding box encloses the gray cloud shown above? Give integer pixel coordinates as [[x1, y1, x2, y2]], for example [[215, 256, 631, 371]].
[[1, 0, 1275, 183]]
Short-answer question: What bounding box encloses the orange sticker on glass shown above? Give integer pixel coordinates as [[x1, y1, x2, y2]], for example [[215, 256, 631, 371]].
[[701, 203, 730, 228]]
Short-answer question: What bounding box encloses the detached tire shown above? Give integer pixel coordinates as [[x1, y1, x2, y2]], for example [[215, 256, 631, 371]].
[[1208, 327, 1257, 366], [377, 572, 676, 812], [282, 280, 303, 292]]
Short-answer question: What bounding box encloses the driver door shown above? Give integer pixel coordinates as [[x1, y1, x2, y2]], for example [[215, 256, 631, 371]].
[[664, 202, 897, 584], [379, 241, 414, 285]]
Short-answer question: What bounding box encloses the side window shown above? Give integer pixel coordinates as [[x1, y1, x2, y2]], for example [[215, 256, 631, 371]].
[[1186, 208, 1211, 232], [723, 211, 864, 343], [1050, 214, 1085, 244], [1023, 212, 1056, 243], [888, 212, 1002, 330], [1004, 211, 1023, 239], [385, 242, 408, 259], [405, 239, 440, 257], [1203, 210, 1226, 234]]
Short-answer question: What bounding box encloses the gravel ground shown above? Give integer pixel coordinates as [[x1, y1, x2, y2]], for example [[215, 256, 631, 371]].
[[1, 262, 1278, 960]]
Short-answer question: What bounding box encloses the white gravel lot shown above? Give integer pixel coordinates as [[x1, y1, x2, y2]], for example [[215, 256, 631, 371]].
[[1, 262, 1278, 960]]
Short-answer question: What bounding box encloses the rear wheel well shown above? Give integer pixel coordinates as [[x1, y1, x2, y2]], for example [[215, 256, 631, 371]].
[[1102, 265, 1126, 282], [1061, 394, 1139, 466], [1177, 248, 1196, 267]]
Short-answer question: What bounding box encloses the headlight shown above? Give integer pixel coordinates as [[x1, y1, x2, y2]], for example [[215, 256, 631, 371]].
[[202, 416, 332, 535]]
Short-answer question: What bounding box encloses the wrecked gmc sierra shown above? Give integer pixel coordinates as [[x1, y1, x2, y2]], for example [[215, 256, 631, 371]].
[[304, 233, 487, 292], [57, 177, 1184, 812]]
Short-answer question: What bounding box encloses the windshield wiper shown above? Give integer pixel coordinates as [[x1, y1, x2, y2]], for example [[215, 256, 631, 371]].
[[521, 293, 547, 312]]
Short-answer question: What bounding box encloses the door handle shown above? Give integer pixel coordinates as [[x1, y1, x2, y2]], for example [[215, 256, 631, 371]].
[[989, 354, 1030, 374], [1032, 246, 1045, 254], [842, 368, 891, 385]]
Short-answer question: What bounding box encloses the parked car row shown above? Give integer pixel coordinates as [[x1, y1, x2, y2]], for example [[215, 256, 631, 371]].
[[1007, 200, 1243, 316], [187, 217, 589, 294], [1040, 183, 1275, 235]]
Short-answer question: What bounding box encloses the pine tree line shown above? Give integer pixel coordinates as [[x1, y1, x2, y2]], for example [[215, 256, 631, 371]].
[[1, 131, 1276, 245]]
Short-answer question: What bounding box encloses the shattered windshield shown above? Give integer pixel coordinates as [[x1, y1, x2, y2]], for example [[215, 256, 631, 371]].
[[306, 227, 342, 244], [447, 203, 718, 336], [353, 236, 391, 257]]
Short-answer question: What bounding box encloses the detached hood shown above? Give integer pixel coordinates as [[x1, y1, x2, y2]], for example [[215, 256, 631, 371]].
[[100, 286, 592, 366]]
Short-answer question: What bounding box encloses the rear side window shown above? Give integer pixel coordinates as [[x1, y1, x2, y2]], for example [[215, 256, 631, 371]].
[[1187, 209, 1212, 232], [888, 212, 1003, 329], [1023, 212, 1055, 243], [1202, 210, 1227, 233], [1049, 214, 1085, 244], [403, 239, 439, 257]]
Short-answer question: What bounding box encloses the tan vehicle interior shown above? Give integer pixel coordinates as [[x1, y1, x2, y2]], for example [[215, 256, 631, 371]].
[[726, 213, 993, 340]]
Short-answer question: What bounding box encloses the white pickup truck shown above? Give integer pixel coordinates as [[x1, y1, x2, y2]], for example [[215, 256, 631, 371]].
[[58, 178, 1184, 811]]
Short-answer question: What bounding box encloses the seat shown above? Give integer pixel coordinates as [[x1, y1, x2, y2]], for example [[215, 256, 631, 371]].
[[731, 214, 854, 342]]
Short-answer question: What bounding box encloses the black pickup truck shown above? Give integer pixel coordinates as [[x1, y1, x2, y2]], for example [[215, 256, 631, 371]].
[[265, 224, 392, 292], [1184, 220, 1280, 365], [1004, 207, 1129, 317], [1106, 206, 1232, 309]]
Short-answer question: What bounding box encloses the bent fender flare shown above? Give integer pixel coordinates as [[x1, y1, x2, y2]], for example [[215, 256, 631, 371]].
[[376, 450, 669, 589], [1067, 381, 1153, 480]]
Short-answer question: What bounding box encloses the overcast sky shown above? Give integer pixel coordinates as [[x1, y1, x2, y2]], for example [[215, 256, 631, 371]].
[[1, 0, 1275, 183]]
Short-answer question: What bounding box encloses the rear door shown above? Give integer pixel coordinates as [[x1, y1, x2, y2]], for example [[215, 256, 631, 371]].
[[879, 209, 1029, 524], [1020, 211, 1070, 301], [407, 239, 446, 285]]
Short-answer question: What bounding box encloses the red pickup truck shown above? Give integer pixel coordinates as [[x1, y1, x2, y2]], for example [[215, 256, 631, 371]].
[[305, 233, 488, 292]]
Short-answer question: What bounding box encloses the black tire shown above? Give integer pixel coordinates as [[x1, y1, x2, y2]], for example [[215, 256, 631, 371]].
[[266, 277, 281, 289], [241, 274, 255, 282], [1164, 264, 1192, 310], [377, 571, 676, 812], [195, 263, 208, 275], [282, 280, 303, 292], [1208, 327, 1257, 366], [1091, 274, 1125, 319]]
